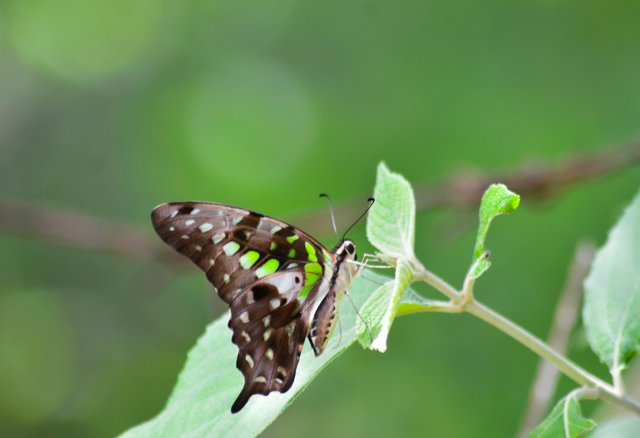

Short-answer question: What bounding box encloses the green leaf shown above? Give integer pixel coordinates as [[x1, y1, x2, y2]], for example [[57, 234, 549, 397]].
[[529, 393, 595, 438], [119, 271, 383, 438], [583, 188, 640, 376], [367, 162, 416, 260], [588, 416, 640, 438], [396, 287, 450, 316], [471, 183, 520, 279], [356, 259, 412, 352]]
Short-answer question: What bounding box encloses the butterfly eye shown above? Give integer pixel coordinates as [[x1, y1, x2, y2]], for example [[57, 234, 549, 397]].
[[344, 241, 355, 255]]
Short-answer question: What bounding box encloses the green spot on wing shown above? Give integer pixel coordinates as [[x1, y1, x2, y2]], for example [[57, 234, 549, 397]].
[[286, 235, 299, 244], [305, 242, 317, 262], [255, 259, 280, 278], [304, 262, 322, 276], [239, 251, 260, 269], [300, 262, 322, 297], [299, 285, 313, 297], [288, 249, 296, 258], [270, 242, 277, 251]]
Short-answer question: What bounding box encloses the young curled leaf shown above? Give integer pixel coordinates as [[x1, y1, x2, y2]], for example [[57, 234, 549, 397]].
[[471, 183, 520, 279]]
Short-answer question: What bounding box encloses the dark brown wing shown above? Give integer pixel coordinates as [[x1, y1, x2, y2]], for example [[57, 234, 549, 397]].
[[228, 270, 312, 412], [151, 201, 332, 304], [151, 201, 334, 411]]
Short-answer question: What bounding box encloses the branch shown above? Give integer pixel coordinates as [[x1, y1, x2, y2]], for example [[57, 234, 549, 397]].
[[517, 242, 596, 438], [409, 261, 640, 417], [1, 141, 638, 261], [0, 199, 182, 264]]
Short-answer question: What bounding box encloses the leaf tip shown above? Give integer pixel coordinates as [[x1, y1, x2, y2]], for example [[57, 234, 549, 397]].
[[482, 183, 521, 217]]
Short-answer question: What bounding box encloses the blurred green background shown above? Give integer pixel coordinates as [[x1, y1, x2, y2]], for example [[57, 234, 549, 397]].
[[1, 1, 640, 437]]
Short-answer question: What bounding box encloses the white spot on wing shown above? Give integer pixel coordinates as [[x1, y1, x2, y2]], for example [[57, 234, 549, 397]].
[[265, 348, 274, 360], [223, 242, 240, 256], [270, 226, 282, 234], [199, 223, 213, 232], [254, 376, 267, 383], [223, 273, 230, 283], [191, 208, 200, 215], [180, 235, 189, 240], [194, 245, 202, 252], [263, 328, 272, 341], [239, 311, 249, 323], [241, 331, 251, 343], [269, 298, 281, 310], [170, 210, 178, 218], [232, 216, 243, 225], [212, 232, 225, 243], [245, 354, 254, 368], [169, 226, 175, 232], [263, 315, 271, 327], [185, 219, 195, 226]]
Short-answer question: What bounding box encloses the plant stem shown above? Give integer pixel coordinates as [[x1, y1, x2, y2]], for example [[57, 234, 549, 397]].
[[612, 368, 625, 395], [411, 263, 640, 416], [411, 262, 461, 303], [466, 301, 640, 415]]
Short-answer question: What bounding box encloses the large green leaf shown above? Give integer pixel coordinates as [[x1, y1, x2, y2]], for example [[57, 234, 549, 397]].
[[583, 188, 640, 376], [366, 162, 416, 260], [119, 270, 409, 438], [529, 392, 595, 438], [588, 417, 640, 437]]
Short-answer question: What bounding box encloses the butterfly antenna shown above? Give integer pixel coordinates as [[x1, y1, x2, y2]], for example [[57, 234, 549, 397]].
[[345, 292, 373, 344], [319, 193, 340, 241], [342, 197, 375, 240]]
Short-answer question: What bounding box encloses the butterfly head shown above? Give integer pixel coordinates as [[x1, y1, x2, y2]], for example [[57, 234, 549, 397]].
[[334, 239, 357, 262]]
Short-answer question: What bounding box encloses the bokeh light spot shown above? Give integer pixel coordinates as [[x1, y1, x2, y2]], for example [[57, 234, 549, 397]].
[[5, 0, 164, 83], [183, 55, 316, 187], [0, 290, 74, 423]]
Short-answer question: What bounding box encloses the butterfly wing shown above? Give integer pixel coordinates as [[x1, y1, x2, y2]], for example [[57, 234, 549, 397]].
[[151, 202, 335, 411], [151, 202, 333, 304], [229, 270, 310, 412]]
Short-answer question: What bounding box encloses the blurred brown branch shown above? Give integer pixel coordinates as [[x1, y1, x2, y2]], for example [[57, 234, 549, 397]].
[[517, 242, 596, 437], [0, 141, 638, 264], [291, 141, 640, 235]]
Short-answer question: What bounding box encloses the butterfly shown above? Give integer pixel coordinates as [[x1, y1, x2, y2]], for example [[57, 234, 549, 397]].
[[151, 201, 364, 412]]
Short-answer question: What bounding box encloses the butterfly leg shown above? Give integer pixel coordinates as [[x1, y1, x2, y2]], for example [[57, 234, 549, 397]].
[[350, 253, 393, 274]]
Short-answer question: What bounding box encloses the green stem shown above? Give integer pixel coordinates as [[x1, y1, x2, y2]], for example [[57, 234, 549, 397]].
[[410, 262, 640, 416], [466, 300, 640, 415]]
